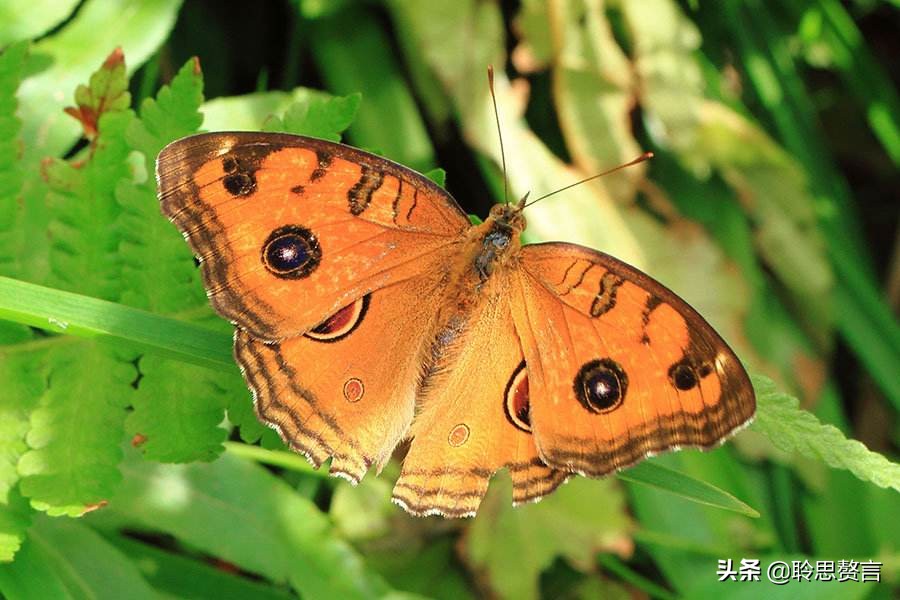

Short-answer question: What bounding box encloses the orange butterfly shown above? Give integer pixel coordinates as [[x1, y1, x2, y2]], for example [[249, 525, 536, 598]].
[[156, 129, 755, 518]]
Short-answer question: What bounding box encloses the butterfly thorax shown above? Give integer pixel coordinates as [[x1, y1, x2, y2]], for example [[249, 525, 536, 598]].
[[414, 204, 526, 395], [470, 203, 527, 283]]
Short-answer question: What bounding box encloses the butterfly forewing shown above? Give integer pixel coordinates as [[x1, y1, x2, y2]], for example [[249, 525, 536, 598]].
[[156, 132, 469, 341], [512, 242, 755, 475]]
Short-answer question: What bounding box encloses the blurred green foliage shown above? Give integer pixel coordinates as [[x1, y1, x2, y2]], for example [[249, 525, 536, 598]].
[[0, 1, 898, 598]]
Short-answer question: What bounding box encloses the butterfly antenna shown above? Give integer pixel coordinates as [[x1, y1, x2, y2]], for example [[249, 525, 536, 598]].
[[487, 65, 510, 205], [523, 152, 654, 208]]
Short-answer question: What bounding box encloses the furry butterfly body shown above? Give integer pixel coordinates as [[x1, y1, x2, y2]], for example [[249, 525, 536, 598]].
[[156, 131, 755, 518]]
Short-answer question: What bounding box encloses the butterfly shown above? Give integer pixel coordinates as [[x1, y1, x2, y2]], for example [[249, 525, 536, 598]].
[[156, 130, 755, 518]]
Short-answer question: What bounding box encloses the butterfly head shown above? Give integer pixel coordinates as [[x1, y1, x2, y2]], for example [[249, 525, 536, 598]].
[[487, 200, 527, 235]]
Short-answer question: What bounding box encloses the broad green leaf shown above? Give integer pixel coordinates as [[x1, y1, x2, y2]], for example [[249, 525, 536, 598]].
[[618, 461, 759, 517], [310, 6, 436, 170], [14, 53, 139, 515], [106, 534, 295, 600], [0, 1, 80, 46], [751, 375, 900, 491], [262, 89, 361, 141], [624, 449, 774, 594], [98, 449, 395, 599], [365, 538, 477, 600], [621, 0, 833, 335], [522, 0, 641, 200], [201, 89, 316, 131], [0, 514, 157, 599], [331, 475, 395, 541], [17, 0, 182, 165], [465, 473, 632, 600], [226, 388, 284, 448], [18, 342, 133, 515]]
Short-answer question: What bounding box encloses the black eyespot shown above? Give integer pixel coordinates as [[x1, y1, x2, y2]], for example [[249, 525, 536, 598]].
[[261, 225, 321, 279], [224, 172, 255, 196], [669, 361, 699, 391], [574, 358, 628, 414], [222, 156, 257, 196]]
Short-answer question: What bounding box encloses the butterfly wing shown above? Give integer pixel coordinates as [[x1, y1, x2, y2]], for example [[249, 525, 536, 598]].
[[511, 242, 755, 476], [393, 276, 567, 518], [157, 132, 470, 482], [235, 272, 452, 482], [157, 132, 469, 341]]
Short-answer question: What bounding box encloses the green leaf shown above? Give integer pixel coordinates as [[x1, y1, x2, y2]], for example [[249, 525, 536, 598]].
[[0, 514, 157, 599], [126, 56, 204, 174], [45, 110, 134, 301], [126, 355, 229, 463], [17, 0, 183, 165], [0, 337, 44, 506], [751, 375, 900, 492], [423, 167, 446, 187], [0, 41, 28, 277], [0, 488, 30, 562], [223, 442, 321, 477], [0, 44, 36, 519], [464, 473, 632, 600], [331, 475, 395, 541], [18, 342, 133, 515], [100, 449, 395, 599], [0, 1, 80, 46], [617, 461, 760, 518], [11, 55, 140, 516], [262, 89, 360, 141], [118, 57, 241, 463], [106, 534, 295, 600], [200, 89, 312, 131], [63, 47, 131, 140], [226, 387, 284, 448], [310, 6, 436, 170], [365, 537, 476, 600]]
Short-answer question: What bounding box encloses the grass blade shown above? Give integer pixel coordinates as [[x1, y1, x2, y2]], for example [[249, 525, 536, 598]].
[[0, 276, 232, 369], [617, 461, 760, 518]]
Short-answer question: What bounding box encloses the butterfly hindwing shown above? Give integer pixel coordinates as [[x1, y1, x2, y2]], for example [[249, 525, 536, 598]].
[[393, 275, 567, 517], [512, 242, 755, 475], [157, 132, 469, 341], [235, 270, 459, 481]]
